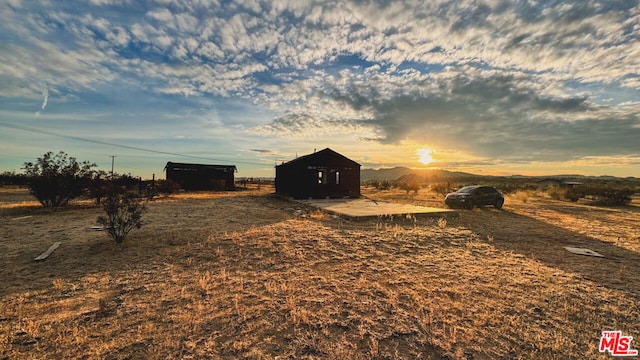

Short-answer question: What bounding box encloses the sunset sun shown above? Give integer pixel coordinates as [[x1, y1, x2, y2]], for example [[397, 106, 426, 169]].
[[417, 148, 434, 165]]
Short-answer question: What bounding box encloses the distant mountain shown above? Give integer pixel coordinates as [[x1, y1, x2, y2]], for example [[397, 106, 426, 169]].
[[360, 167, 640, 184], [360, 167, 486, 182], [360, 167, 416, 181]]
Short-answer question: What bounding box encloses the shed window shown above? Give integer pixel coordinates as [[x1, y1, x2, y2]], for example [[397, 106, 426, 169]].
[[335, 171, 340, 184], [318, 171, 326, 184]]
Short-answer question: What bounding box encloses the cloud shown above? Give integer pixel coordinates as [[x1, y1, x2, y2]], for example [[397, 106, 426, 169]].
[[40, 83, 48, 111], [248, 149, 273, 154], [3, 1, 637, 98], [257, 64, 640, 163], [88, 0, 130, 5], [1, 0, 639, 173]]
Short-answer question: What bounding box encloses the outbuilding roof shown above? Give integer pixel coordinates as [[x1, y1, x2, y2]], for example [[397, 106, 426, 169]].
[[164, 162, 237, 171]]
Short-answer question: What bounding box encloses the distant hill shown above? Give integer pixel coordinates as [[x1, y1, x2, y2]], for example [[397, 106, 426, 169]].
[[360, 167, 640, 184], [360, 167, 493, 182], [360, 167, 416, 181]]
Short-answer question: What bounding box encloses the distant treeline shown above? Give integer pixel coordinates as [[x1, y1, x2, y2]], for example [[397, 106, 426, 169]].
[[0, 171, 28, 186], [363, 170, 640, 193], [363, 173, 640, 206]]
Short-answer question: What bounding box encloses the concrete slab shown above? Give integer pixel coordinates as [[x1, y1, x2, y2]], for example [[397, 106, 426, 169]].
[[297, 198, 455, 219]]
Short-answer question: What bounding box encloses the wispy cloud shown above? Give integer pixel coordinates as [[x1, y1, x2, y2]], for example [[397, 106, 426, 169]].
[[1, 0, 639, 176], [40, 83, 48, 111]]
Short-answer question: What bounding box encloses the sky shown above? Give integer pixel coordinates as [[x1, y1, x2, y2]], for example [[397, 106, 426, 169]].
[[1, 0, 639, 179]]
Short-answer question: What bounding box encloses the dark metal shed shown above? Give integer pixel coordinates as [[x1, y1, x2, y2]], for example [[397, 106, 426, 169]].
[[164, 162, 236, 191], [275, 148, 360, 199]]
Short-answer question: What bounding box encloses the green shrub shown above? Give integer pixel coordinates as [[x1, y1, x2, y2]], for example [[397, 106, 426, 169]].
[[23, 151, 96, 207]]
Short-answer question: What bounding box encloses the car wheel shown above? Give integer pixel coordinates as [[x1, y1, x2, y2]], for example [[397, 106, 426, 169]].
[[494, 198, 504, 209], [466, 200, 474, 209]]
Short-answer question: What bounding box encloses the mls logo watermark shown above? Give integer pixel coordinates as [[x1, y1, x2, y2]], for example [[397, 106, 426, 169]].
[[599, 331, 638, 356]]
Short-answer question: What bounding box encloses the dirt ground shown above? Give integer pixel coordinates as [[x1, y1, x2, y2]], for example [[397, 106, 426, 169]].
[[1, 185, 639, 359]]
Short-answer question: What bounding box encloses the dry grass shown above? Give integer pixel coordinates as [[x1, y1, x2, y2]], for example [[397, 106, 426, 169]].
[[1, 185, 639, 359]]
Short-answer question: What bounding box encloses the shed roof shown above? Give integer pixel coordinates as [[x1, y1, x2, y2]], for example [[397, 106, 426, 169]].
[[277, 148, 360, 167], [164, 162, 237, 171]]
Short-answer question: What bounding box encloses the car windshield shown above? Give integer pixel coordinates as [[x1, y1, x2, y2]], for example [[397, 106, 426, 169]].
[[456, 186, 478, 193]]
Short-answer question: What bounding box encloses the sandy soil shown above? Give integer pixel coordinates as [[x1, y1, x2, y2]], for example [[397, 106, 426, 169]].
[[1, 185, 639, 359]]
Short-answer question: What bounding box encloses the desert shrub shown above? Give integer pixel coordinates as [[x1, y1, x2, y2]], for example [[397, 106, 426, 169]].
[[88, 173, 149, 204], [398, 180, 420, 194], [510, 189, 540, 203], [366, 179, 392, 191], [112, 173, 140, 188], [547, 187, 565, 200], [396, 174, 421, 194], [0, 171, 28, 186], [87, 171, 112, 205], [138, 182, 157, 201], [564, 187, 581, 202], [97, 189, 146, 244], [23, 151, 96, 207], [431, 182, 455, 197], [365, 180, 376, 189], [156, 179, 181, 194], [564, 186, 634, 206], [590, 187, 634, 206], [210, 179, 227, 191], [377, 180, 393, 191], [490, 182, 524, 194]]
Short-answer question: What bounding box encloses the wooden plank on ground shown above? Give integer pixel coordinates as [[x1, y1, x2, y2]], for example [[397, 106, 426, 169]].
[[564, 246, 604, 258], [11, 215, 33, 221], [35, 242, 61, 261]]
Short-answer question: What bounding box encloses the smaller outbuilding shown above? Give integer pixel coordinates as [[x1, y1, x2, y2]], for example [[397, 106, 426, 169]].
[[164, 162, 236, 191], [275, 148, 360, 199], [536, 178, 582, 190]]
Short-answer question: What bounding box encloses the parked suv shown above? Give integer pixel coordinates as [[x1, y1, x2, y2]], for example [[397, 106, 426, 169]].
[[444, 185, 504, 209]]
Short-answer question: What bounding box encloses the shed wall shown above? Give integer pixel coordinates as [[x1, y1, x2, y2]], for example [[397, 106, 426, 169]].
[[165, 163, 236, 191], [275, 149, 360, 199]]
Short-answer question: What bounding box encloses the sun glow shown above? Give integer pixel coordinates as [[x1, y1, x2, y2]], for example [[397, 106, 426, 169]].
[[417, 148, 434, 165]]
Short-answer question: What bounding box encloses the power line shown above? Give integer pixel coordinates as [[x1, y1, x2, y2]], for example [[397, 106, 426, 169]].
[[0, 121, 270, 166]]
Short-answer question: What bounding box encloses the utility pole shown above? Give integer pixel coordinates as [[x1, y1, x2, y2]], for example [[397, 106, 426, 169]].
[[109, 155, 116, 179]]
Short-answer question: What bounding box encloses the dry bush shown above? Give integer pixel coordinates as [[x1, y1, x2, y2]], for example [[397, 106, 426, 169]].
[[566, 185, 634, 206], [510, 189, 539, 203], [96, 190, 146, 244], [369, 179, 392, 191], [431, 182, 455, 197], [155, 179, 181, 194], [398, 180, 421, 194], [547, 186, 565, 200]]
